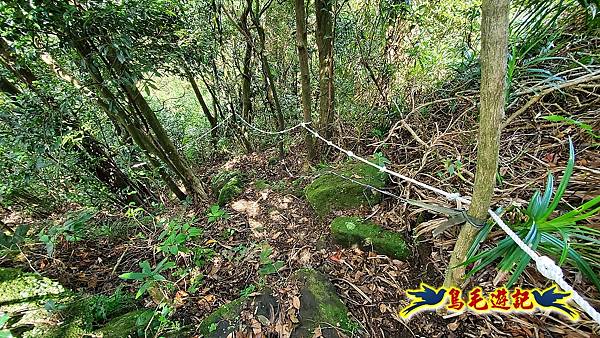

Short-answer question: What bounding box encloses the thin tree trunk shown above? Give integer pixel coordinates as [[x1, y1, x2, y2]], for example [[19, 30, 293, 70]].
[[240, 1, 253, 123], [294, 0, 316, 162], [88, 37, 209, 201], [250, 3, 285, 157], [443, 0, 509, 287], [0, 77, 20, 96], [238, 0, 254, 154], [182, 62, 218, 149], [315, 0, 335, 140], [125, 82, 208, 199]]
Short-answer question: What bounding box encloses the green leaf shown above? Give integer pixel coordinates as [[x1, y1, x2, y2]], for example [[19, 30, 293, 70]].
[[466, 221, 494, 259], [540, 233, 600, 291], [152, 274, 166, 281], [188, 227, 202, 237], [542, 139, 574, 220], [119, 272, 147, 280], [557, 230, 569, 266], [160, 261, 175, 271], [175, 233, 187, 243], [140, 260, 151, 274], [136, 282, 152, 299]]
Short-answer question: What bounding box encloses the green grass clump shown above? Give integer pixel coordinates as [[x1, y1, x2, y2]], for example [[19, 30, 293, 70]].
[[210, 170, 245, 206], [464, 140, 600, 291]]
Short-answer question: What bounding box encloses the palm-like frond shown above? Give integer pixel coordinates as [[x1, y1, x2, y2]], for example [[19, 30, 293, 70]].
[[463, 140, 600, 291]]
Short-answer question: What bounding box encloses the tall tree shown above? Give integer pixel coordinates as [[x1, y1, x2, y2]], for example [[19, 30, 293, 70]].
[[70, 37, 198, 200], [315, 0, 335, 140], [443, 0, 510, 287], [250, 0, 286, 157], [240, 0, 254, 125], [294, 0, 316, 162], [59, 1, 209, 201]]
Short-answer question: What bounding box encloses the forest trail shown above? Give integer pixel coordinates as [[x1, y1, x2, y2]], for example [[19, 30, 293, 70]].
[[2, 0, 600, 336], [4, 142, 597, 337]]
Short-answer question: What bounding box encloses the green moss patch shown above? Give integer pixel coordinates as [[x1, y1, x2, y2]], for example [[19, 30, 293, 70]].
[[210, 170, 245, 206], [304, 161, 386, 216], [96, 309, 155, 338], [292, 269, 358, 337], [330, 217, 409, 259], [0, 270, 65, 305], [0, 268, 143, 338], [198, 296, 247, 337], [0, 268, 70, 337]]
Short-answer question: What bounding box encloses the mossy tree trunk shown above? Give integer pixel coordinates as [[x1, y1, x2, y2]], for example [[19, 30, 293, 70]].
[[239, 0, 254, 154], [294, 0, 316, 162], [315, 0, 335, 140], [443, 0, 509, 287]]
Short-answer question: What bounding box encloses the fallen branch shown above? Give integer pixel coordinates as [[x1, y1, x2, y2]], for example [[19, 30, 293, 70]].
[[502, 72, 600, 129]]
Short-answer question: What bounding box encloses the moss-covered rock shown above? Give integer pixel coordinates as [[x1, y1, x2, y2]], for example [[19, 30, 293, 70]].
[[0, 269, 65, 304], [330, 217, 409, 259], [210, 170, 245, 206], [0, 268, 144, 338], [0, 268, 69, 337], [304, 161, 386, 216], [96, 309, 155, 338], [198, 296, 247, 337], [291, 269, 358, 338], [198, 288, 281, 337]]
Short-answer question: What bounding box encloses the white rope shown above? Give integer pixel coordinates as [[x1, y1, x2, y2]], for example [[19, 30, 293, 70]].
[[179, 115, 232, 151], [488, 210, 600, 323], [304, 125, 471, 205], [237, 115, 309, 135], [197, 114, 232, 139], [233, 114, 600, 324]]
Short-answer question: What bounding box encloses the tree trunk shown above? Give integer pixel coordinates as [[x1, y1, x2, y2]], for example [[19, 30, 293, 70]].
[[250, 3, 285, 157], [80, 36, 208, 201], [315, 0, 335, 140], [240, 1, 253, 123], [237, 1, 254, 154], [0, 77, 20, 96], [70, 38, 192, 201], [124, 82, 208, 200], [294, 0, 316, 162], [443, 0, 509, 287], [182, 62, 218, 149]]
